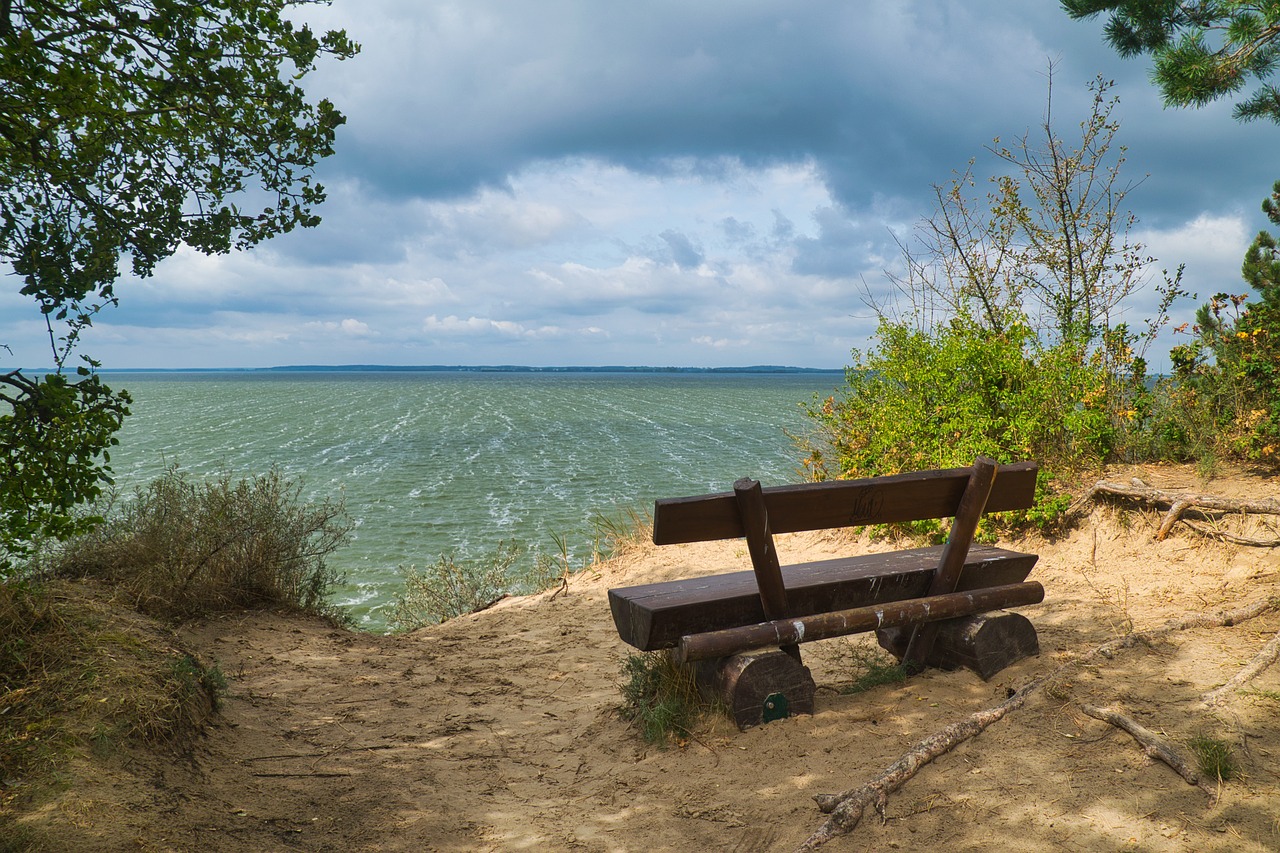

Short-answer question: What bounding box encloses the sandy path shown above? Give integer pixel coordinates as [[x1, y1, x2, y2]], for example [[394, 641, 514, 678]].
[[40, 466, 1280, 851]]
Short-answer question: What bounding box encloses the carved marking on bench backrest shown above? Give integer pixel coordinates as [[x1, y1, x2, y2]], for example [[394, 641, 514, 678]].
[[845, 488, 885, 525]]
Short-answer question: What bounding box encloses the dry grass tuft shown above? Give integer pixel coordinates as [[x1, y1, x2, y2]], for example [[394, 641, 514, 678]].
[[0, 580, 224, 844]]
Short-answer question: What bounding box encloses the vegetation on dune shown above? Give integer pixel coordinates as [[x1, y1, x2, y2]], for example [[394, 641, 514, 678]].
[[618, 650, 713, 745], [0, 579, 227, 847], [389, 509, 652, 632], [799, 72, 1280, 534], [0, 465, 349, 836], [41, 465, 353, 623]]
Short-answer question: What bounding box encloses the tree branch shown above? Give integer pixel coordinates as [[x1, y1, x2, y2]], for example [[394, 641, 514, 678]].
[[1082, 479, 1280, 542], [1200, 629, 1280, 707], [1079, 703, 1216, 800], [796, 597, 1276, 849]]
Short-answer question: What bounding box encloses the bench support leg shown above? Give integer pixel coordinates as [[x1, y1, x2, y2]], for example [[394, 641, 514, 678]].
[[696, 650, 815, 731], [878, 611, 1040, 681]]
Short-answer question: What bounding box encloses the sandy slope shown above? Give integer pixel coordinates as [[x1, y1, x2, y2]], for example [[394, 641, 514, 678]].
[[28, 465, 1280, 852]]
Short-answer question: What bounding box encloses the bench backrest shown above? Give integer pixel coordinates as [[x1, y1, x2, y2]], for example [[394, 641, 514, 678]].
[[653, 461, 1039, 546]]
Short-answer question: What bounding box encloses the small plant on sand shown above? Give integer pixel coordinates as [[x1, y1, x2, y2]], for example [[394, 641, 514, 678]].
[[389, 541, 520, 631], [839, 642, 908, 694], [618, 650, 706, 744], [1243, 687, 1280, 704], [1188, 733, 1239, 782], [532, 508, 653, 590]]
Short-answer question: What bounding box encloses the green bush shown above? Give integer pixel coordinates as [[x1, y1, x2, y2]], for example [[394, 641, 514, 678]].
[[46, 466, 351, 621], [1164, 293, 1280, 467], [388, 541, 521, 632], [798, 318, 1149, 531]]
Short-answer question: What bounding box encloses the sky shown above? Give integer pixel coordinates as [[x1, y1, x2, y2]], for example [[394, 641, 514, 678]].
[[4, 1, 1278, 370]]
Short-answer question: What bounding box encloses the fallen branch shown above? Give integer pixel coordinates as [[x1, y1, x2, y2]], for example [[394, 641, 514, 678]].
[[797, 598, 1276, 850], [797, 681, 1036, 851], [1182, 518, 1280, 547], [1079, 703, 1216, 802], [1201, 628, 1280, 707], [1083, 480, 1280, 542]]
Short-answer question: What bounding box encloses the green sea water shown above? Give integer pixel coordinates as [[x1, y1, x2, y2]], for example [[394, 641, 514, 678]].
[[103, 370, 843, 631]]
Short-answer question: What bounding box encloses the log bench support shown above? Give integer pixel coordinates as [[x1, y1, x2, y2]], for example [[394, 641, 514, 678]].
[[609, 458, 1043, 730]]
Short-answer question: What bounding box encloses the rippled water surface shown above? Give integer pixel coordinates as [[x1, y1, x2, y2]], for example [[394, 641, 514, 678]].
[[104, 371, 842, 630]]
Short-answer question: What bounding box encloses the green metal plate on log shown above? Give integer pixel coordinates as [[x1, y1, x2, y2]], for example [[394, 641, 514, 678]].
[[762, 692, 789, 723]]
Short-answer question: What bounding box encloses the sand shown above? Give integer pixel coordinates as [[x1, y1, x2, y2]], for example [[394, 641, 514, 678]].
[[30, 464, 1280, 851]]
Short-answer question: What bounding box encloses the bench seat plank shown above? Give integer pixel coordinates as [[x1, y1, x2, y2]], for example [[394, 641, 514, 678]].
[[609, 544, 1038, 651]]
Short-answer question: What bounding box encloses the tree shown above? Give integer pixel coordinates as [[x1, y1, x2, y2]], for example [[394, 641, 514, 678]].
[[1063, 3, 1280, 464], [886, 76, 1158, 348], [0, 1, 358, 567], [802, 75, 1182, 516], [1062, 1, 1280, 123]]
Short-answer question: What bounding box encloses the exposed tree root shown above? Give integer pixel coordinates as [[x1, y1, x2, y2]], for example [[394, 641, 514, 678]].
[[1079, 703, 1217, 803], [1201, 628, 1280, 707], [797, 598, 1276, 850], [1082, 480, 1280, 543]]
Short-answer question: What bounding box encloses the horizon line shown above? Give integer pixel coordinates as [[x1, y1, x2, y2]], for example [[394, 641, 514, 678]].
[[9, 363, 846, 374]]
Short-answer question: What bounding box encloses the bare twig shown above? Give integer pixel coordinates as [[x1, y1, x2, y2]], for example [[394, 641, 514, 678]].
[[1078, 703, 1216, 802], [1201, 629, 1280, 707], [798, 681, 1036, 851]]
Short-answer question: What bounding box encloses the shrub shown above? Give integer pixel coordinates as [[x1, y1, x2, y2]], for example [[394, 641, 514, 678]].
[[1165, 294, 1280, 467], [388, 541, 521, 632], [47, 465, 351, 622], [798, 319, 1149, 532], [390, 509, 652, 633]]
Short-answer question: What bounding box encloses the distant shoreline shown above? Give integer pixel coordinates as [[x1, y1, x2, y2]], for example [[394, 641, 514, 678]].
[[83, 364, 846, 375]]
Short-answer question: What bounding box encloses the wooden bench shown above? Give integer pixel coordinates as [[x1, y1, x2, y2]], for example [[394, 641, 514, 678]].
[[608, 458, 1044, 729]]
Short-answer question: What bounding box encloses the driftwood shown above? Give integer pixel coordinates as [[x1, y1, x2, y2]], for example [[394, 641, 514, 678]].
[[1083, 479, 1280, 543], [1201, 628, 1280, 707], [797, 598, 1277, 850], [1078, 704, 1216, 802]]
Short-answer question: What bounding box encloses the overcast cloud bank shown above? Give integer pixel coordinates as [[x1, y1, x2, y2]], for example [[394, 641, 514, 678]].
[[3, 1, 1274, 371]]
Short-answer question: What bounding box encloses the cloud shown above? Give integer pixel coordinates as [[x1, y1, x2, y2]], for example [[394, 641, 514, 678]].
[[6, 1, 1278, 373]]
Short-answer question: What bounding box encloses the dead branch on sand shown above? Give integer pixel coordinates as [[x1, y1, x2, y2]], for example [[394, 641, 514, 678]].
[[1079, 704, 1216, 802], [1201, 628, 1280, 707], [1081, 479, 1280, 543], [796, 599, 1276, 851]]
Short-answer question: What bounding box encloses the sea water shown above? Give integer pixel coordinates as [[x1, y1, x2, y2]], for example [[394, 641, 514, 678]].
[[103, 370, 843, 631]]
